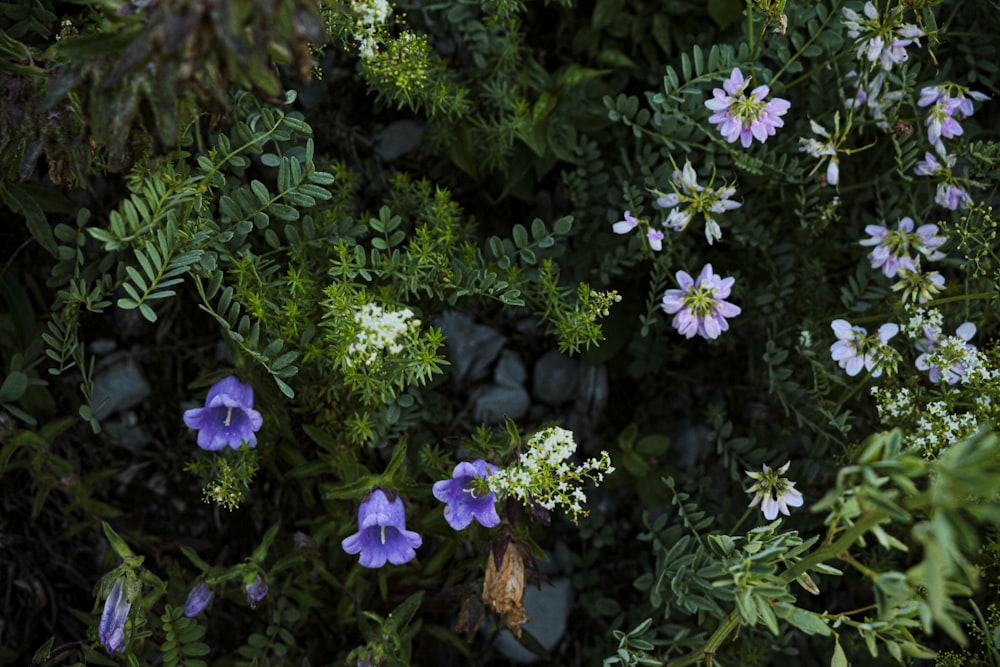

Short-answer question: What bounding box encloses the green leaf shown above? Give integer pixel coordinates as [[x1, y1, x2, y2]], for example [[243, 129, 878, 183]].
[[512, 224, 529, 248], [831, 639, 848, 667], [0, 371, 28, 402], [102, 521, 136, 560]]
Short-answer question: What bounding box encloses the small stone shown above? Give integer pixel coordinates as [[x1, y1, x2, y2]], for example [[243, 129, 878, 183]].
[[92, 355, 151, 420], [375, 120, 425, 161], [493, 577, 574, 664], [436, 311, 506, 386], [494, 350, 527, 388], [532, 351, 580, 406], [473, 384, 530, 424]]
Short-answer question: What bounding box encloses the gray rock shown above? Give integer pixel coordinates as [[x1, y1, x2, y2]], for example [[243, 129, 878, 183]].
[[375, 120, 424, 161], [89, 338, 118, 356], [532, 350, 580, 406], [473, 384, 530, 424], [494, 350, 527, 388], [494, 577, 574, 664], [103, 413, 153, 450], [436, 311, 506, 386], [671, 421, 711, 468], [92, 355, 151, 420]]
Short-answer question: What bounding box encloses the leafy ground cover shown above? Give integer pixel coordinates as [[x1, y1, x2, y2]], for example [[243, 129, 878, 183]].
[[2, 0, 1000, 666]]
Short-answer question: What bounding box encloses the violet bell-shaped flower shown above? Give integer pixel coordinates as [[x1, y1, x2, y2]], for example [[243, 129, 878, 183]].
[[98, 578, 131, 654], [245, 575, 268, 607], [183, 581, 213, 618], [704, 68, 790, 148], [342, 489, 422, 568], [432, 459, 501, 530], [183, 375, 264, 451]]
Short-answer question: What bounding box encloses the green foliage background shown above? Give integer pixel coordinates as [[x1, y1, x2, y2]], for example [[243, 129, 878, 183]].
[[2, 0, 1000, 665]]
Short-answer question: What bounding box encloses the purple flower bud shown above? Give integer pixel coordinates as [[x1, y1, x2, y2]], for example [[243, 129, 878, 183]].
[[98, 578, 131, 653], [183, 582, 213, 618], [183, 376, 264, 451], [245, 575, 268, 607]]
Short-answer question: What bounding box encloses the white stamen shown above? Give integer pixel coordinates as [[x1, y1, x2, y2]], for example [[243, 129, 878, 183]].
[[224, 407, 233, 427], [380, 525, 386, 544]]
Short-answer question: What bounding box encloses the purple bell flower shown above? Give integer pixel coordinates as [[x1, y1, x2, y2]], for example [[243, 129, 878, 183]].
[[183, 376, 264, 451], [98, 578, 131, 653], [342, 489, 422, 568], [432, 460, 501, 531], [245, 575, 268, 607], [183, 581, 213, 618]]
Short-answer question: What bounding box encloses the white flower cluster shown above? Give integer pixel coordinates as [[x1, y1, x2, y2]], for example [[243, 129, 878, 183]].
[[346, 303, 420, 366], [350, 0, 392, 60], [870, 386, 914, 421], [488, 426, 614, 522], [911, 401, 980, 456], [905, 307, 995, 385]]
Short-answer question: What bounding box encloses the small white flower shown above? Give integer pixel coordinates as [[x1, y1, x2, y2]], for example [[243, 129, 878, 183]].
[[746, 461, 804, 521]]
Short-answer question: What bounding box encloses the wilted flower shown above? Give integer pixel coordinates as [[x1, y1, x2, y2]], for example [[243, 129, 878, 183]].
[[245, 575, 268, 607], [859, 217, 946, 278], [830, 319, 899, 377], [704, 68, 790, 148], [661, 264, 741, 340], [98, 578, 131, 653], [183, 582, 213, 618], [183, 376, 264, 451], [342, 489, 422, 568], [432, 460, 501, 530], [746, 461, 804, 521], [653, 160, 741, 244]]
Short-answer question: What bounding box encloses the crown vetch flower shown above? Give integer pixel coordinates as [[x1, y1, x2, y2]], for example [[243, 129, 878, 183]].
[[183, 376, 264, 451], [830, 319, 899, 377], [99, 578, 131, 654], [746, 461, 804, 521], [612, 211, 639, 234], [859, 217, 946, 278], [433, 459, 501, 530], [244, 575, 268, 607], [661, 264, 741, 340], [799, 117, 841, 186], [654, 161, 741, 245], [342, 489, 422, 568], [915, 322, 979, 384], [183, 582, 213, 618], [704, 68, 790, 148], [842, 2, 924, 71]]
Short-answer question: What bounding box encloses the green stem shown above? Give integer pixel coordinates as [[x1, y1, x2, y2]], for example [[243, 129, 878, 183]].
[[922, 291, 996, 307]]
